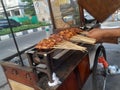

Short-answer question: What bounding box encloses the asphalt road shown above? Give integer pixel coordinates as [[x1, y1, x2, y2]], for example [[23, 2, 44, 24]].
[[0, 30, 48, 60], [82, 43, 120, 90]]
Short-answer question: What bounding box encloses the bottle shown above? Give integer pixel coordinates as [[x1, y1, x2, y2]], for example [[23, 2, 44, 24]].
[[46, 28, 50, 39]]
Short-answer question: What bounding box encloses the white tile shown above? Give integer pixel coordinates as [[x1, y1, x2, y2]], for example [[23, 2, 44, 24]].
[[1, 35, 9, 40], [27, 29, 33, 33], [15, 32, 23, 36]]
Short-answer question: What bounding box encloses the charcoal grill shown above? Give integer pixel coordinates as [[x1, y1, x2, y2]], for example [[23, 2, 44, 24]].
[[26, 43, 93, 83], [26, 48, 76, 83]]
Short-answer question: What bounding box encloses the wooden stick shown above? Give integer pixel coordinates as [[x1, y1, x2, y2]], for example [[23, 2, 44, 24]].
[[70, 35, 96, 44], [80, 31, 89, 35], [53, 41, 87, 51]]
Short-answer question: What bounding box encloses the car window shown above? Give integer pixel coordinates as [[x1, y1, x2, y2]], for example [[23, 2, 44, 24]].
[[0, 19, 17, 24]]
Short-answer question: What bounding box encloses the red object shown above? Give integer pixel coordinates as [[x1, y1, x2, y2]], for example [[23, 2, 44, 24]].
[[98, 57, 109, 68]]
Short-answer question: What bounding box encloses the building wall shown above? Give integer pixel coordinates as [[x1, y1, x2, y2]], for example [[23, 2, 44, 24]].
[[33, 0, 50, 22], [0, 0, 25, 17], [5, 0, 19, 7]]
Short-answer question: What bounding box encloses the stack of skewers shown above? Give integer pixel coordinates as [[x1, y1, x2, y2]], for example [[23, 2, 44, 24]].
[[35, 28, 96, 51]]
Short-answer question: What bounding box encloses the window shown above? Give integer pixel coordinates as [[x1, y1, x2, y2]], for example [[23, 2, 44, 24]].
[[14, 10, 20, 16], [50, 0, 80, 28]]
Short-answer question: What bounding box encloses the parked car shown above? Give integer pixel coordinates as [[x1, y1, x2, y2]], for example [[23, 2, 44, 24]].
[[0, 19, 21, 29]]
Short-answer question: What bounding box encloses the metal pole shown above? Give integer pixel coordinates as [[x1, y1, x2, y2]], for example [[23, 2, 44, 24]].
[[47, 0, 56, 31], [77, 0, 85, 27], [1, 0, 24, 66]]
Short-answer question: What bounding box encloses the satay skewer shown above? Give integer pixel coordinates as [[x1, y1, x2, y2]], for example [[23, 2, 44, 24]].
[[35, 28, 92, 50]]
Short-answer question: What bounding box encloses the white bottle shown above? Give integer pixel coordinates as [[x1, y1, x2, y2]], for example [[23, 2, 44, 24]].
[[46, 28, 50, 39]]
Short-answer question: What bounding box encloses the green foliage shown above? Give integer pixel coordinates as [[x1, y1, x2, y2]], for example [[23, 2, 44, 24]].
[[39, 21, 50, 26], [0, 16, 4, 19], [0, 22, 51, 36], [22, 0, 36, 16], [22, 20, 32, 25]]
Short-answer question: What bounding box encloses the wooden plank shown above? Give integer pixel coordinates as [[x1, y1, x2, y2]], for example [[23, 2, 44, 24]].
[[1, 62, 39, 90], [77, 55, 91, 87], [9, 79, 34, 90], [78, 0, 120, 22]]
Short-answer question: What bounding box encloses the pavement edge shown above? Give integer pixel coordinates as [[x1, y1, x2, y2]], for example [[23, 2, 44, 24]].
[[0, 25, 52, 41]]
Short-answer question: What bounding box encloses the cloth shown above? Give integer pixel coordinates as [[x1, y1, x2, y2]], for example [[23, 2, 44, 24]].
[[48, 72, 61, 86], [88, 44, 100, 69]]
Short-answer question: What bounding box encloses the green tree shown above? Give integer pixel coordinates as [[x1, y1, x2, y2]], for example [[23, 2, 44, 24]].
[[22, 0, 36, 16]]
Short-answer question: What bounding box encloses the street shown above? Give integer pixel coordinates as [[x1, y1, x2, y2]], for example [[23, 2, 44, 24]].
[[0, 30, 48, 60], [82, 43, 120, 90]]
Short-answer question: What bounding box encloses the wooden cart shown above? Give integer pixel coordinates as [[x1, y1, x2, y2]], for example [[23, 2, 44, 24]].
[[1, 0, 120, 90]]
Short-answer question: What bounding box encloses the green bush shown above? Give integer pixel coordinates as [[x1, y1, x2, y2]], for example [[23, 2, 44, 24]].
[[0, 23, 51, 36], [22, 20, 32, 25]]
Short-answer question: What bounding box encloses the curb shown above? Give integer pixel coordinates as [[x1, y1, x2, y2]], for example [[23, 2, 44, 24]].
[[0, 25, 52, 41]]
